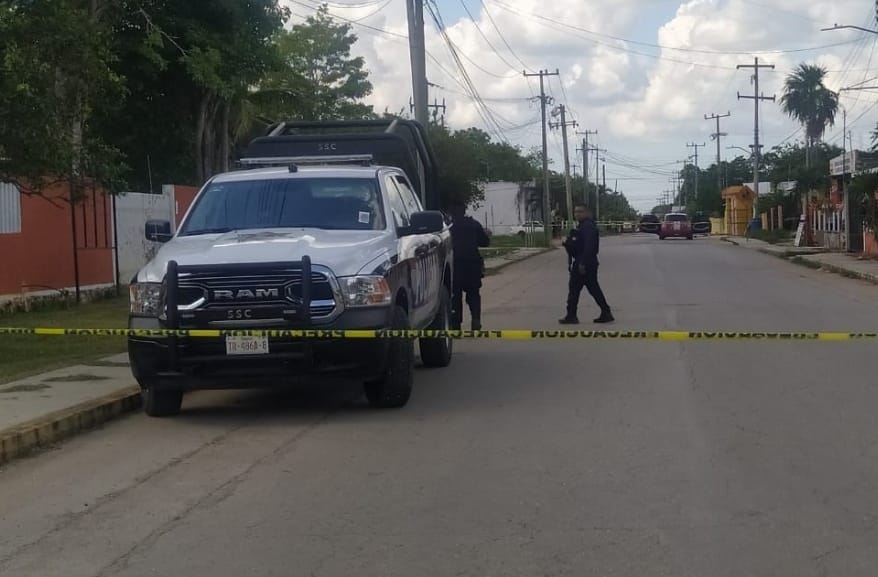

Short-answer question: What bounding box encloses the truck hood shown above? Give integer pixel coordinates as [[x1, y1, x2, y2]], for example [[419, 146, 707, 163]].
[[137, 228, 393, 282]]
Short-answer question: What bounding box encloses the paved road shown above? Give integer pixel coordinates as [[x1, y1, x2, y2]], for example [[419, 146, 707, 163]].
[[3, 235, 878, 577]]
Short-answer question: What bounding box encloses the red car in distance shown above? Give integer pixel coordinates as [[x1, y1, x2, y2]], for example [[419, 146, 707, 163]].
[[659, 213, 693, 240]]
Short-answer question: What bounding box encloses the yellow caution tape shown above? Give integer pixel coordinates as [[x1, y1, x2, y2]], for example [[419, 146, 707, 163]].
[[0, 328, 876, 340]]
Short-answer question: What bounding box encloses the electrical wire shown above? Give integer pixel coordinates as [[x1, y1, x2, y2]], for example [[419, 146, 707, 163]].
[[457, 0, 521, 73], [488, 0, 861, 57], [320, 0, 388, 8], [476, 0, 534, 73], [425, 0, 510, 143]]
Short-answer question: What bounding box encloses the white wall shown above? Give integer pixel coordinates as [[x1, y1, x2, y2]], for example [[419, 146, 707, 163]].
[[114, 188, 175, 283], [468, 182, 524, 235]]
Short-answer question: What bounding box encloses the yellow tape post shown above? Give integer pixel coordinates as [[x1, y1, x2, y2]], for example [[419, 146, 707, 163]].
[[1, 328, 878, 340]]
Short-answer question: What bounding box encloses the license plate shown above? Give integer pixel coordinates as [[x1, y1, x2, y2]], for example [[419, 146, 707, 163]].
[[225, 336, 270, 356]]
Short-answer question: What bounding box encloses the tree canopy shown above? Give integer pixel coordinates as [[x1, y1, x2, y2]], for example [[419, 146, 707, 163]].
[[0, 1, 642, 216], [780, 63, 838, 167]]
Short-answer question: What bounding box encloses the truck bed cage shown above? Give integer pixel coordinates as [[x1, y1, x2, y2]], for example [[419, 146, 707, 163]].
[[240, 119, 439, 210]]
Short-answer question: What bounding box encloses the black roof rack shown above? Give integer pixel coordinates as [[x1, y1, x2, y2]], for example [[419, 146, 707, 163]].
[[241, 119, 439, 210]]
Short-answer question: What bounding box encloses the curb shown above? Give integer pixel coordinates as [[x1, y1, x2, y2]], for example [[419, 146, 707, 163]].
[[484, 247, 553, 276], [806, 260, 878, 285], [0, 385, 141, 466]]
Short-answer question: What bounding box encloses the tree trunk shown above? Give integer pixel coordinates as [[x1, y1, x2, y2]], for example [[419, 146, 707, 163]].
[[219, 100, 230, 173], [195, 92, 209, 183]]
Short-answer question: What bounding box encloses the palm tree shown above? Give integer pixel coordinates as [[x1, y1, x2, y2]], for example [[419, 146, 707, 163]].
[[780, 63, 839, 168]]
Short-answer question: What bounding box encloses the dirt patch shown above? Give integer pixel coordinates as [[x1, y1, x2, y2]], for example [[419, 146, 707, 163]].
[[42, 373, 111, 383], [0, 383, 52, 393]]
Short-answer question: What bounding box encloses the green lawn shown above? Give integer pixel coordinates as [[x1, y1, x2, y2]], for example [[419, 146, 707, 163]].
[[0, 296, 129, 384]]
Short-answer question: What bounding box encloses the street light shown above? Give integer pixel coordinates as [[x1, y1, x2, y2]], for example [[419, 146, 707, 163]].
[[821, 23, 878, 35], [726, 145, 751, 156]]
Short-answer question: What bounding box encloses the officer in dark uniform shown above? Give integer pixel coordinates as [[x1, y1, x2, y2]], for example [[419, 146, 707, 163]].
[[560, 203, 614, 324], [449, 200, 490, 330]]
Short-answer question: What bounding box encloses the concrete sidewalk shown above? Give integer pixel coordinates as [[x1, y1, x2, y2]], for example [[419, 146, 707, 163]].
[[0, 247, 549, 465], [721, 236, 878, 284], [0, 354, 139, 464]]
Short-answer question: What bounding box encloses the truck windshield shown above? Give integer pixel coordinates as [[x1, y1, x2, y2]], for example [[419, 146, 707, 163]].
[[665, 214, 688, 222], [180, 177, 386, 235]]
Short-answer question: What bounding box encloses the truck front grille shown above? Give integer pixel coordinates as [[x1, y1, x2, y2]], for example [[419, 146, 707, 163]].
[[173, 265, 339, 321]]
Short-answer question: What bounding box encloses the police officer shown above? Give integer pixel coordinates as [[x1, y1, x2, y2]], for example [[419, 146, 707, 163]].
[[449, 200, 490, 330], [560, 203, 614, 324]]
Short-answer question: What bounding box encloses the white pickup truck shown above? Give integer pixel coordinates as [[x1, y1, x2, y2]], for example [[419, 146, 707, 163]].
[[509, 221, 544, 237]]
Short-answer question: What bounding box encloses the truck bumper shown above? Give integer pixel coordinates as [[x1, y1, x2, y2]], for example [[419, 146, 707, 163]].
[[128, 307, 394, 391]]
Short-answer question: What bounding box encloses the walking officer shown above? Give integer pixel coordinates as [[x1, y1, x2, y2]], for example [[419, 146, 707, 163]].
[[559, 203, 614, 324], [449, 200, 490, 330]]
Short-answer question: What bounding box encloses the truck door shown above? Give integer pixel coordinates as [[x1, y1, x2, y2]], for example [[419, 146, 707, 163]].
[[393, 174, 441, 328]]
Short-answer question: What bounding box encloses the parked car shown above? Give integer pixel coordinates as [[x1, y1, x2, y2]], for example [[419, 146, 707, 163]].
[[639, 214, 660, 234], [510, 221, 545, 237], [129, 119, 454, 416], [692, 212, 711, 235], [659, 213, 693, 240]]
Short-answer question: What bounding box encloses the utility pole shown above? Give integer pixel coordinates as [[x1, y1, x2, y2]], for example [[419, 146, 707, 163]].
[[705, 111, 730, 194], [686, 142, 706, 209], [737, 57, 775, 225], [550, 104, 577, 222], [524, 69, 559, 244], [406, 0, 428, 127], [601, 160, 607, 222], [587, 146, 607, 218], [576, 129, 598, 207]]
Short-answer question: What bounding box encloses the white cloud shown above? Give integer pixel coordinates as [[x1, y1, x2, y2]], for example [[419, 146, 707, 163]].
[[289, 0, 878, 210]]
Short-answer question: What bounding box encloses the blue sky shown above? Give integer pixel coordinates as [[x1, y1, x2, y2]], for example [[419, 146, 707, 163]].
[[294, 0, 877, 211]]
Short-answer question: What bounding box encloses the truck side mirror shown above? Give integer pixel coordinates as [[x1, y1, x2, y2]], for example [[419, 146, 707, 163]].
[[399, 211, 445, 236], [145, 219, 173, 243]]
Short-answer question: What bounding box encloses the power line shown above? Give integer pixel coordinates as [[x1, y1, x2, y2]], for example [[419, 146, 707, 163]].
[[457, 0, 521, 73], [488, 0, 861, 57], [426, 0, 509, 143], [476, 0, 534, 73]]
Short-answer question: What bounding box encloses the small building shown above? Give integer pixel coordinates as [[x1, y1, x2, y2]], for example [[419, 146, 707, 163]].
[[467, 181, 538, 236], [721, 185, 756, 237]]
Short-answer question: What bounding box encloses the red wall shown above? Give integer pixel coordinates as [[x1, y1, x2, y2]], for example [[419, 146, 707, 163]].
[[174, 185, 199, 227], [0, 184, 113, 296]]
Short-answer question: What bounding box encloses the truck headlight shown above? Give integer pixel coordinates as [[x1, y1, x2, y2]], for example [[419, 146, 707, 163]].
[[129, 283, 163, 317], [339, 276, 392, 307]]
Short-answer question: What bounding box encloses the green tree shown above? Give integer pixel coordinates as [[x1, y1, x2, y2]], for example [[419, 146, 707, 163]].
[[255, 5, 374, 123], [95, 0, 288, 187], [0, 0, 126, 195], [780, 63, 839, 167]]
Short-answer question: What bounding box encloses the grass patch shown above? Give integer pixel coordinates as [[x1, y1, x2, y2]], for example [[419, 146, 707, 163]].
[[0, 296, 129, 385], [480, 246, 518, 259], [752, 229, 793, 244]]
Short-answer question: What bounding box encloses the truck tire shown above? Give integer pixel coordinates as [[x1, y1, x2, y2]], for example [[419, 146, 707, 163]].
[[419, 286, 453, 368], [364, 306, 414, 408], [141, 386, 183, 417]]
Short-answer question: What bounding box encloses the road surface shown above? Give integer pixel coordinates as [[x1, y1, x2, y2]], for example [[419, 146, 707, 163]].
[[3, 235, 878, 577]]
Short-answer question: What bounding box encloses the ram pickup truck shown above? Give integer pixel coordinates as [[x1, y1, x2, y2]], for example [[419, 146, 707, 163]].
[[128, 120, 454, 416]]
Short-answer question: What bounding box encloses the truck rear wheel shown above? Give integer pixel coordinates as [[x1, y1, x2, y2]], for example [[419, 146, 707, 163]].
[[364, 305, 414, 408], [420, 286, 453, 368]]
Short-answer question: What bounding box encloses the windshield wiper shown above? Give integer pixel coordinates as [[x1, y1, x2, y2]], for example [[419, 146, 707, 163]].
[[180, 227, 235, 236]]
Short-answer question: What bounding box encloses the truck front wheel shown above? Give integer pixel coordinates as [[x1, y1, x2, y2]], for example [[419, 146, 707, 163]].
[[419, 286, 453, 368], [141, 386, 183, 417], [364, 306, 414, 408]]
